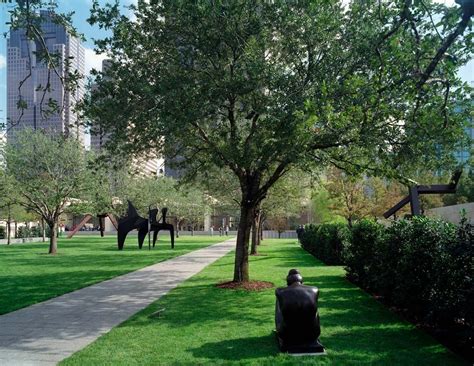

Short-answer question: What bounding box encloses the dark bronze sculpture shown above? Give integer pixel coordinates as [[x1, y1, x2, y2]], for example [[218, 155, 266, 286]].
[[117, 201, 175, 250], [384, 170, 461, 219], [149, 207, 175, 249], [117, 201, 149, 250], [275, 269, 324, 354]]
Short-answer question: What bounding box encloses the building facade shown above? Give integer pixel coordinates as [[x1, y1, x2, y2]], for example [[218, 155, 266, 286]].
[[7, 10, 85, 144], [454, 107, 473, 165]]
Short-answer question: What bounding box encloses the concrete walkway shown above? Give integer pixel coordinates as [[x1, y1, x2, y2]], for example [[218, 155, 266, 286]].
[[0, 238, 236, 366]]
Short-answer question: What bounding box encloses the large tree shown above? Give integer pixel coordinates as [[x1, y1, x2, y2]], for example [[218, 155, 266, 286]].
[[0, 171, 20, 244], [85, 0, 473, 282], [5, 130, 88, 254], [324, 168, 407, 224], [325, 168, 371, 226]]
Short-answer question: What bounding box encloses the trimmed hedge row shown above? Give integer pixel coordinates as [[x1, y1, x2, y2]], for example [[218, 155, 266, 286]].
[[301, 217, 473, 358], [300, 223, 350, 265], [346, 217, 473, 328]]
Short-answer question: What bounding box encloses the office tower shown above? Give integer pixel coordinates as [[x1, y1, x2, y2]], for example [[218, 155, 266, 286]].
[[7, 10, 85, 144], [454, 102, 473, 166]]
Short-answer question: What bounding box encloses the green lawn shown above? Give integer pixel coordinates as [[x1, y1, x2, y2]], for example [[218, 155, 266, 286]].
[[62, 239, 464, 366], [0, 234, 227, 315]]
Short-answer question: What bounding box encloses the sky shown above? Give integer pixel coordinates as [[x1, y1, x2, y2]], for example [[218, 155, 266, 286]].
[[0, 0, 472, 129]]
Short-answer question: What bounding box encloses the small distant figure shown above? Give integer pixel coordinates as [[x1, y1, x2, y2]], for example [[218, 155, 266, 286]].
[[225, 225, 229, 236], [219, 227, 223, 236], [210, 226, 214, 236], [296, 225, 305, 243]]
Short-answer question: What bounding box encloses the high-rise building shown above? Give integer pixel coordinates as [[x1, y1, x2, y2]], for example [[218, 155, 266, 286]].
[[454, 103, 473, 166], [7, 10, 85, 144], [455, 125, 473, 165]]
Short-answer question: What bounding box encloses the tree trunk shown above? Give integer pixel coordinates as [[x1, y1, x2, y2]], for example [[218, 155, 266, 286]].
[[250, 223, 258, 255], [6, 206, 11, 245], [14, 221, 17, 239], [250, 208, 261, 255], [233, 203, 255, 282], [41, 218, 46, 242], [48, 221, 58, 254]]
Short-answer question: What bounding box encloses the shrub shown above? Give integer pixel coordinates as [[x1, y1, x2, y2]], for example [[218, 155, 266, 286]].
[[346, 216, 472, 353], [311, 215, 473, 357], [386, 217, 458, 317], [0, 226, 5, 239], [17, 226, 31, 239], [434, 215, 473, 328], [343, 219, 385, 289], [299, 223, 318, 249], [301, 222, 350, 265], [17, 226, 43, 238]]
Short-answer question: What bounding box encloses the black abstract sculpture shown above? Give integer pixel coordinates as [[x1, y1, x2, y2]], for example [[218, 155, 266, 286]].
[[383, 170, 462, 219], [117, 201, 175, 250], [117, 201, 149, 250], [275, 269, 325, 354], [149, 207, 175, 249]]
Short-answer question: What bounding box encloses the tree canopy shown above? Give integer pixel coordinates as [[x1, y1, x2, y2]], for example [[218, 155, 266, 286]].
[[4, 129, 88, 253], [85, 0, 473, 282]]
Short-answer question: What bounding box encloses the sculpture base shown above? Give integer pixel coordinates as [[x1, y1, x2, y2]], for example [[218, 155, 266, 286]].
[[276, 334, 325, 355], [289, 351, 326, 356]]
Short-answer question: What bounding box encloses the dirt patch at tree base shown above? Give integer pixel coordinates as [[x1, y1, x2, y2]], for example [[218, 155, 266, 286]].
[[216, 280, 274, 291]]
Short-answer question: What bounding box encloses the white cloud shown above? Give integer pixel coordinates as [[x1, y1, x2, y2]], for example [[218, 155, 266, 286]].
[[0, 55, 5, 69], [84, 47, 107, 76]]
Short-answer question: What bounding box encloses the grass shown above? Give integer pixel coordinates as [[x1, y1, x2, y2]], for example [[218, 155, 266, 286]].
[[62, 239, 465, 366], [0, 234, 228, 315]]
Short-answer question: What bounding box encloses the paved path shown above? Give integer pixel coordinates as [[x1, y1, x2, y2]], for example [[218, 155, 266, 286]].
[[0, 238, 236, 366]]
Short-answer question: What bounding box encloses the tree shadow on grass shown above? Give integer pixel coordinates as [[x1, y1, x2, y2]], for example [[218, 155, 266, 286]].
[[190, 333, 278, 361]]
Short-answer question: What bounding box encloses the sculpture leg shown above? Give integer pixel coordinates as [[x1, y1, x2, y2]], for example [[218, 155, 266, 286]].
[[67, 214, 92, 239], [409, 186, 422, 216], [99, 216, 105, 237], [170, 227, 174, 249], [153, 230, 159, 247], [117, 226, 128, 250], [138, 222, 149, 249]]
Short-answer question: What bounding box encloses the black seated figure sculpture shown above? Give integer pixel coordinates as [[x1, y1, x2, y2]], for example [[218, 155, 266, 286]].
[[117, 201, 149, 250], [149, 207, 175, 249], [275, 269, 324, 354]]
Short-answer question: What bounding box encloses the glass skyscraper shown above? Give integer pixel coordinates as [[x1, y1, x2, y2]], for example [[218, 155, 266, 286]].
[[454, 104, 473, 166], [7, 10, 85, 144]]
